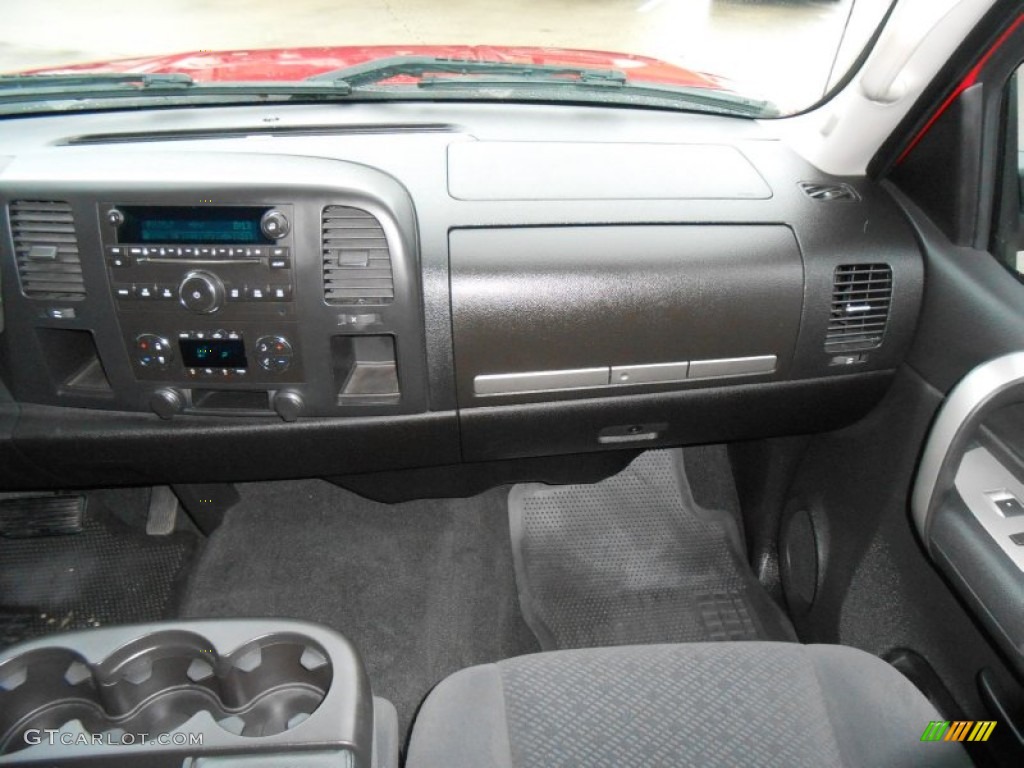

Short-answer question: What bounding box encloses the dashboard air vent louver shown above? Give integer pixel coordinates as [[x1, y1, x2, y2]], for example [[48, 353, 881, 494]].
[[322, 206, 394, 304], [10, 200, 85, 299], [826, 263, 892, 353], [799, 182, 859, 202]]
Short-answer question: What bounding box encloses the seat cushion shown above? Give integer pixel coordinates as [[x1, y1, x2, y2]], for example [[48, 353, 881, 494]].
[[406, 642, 971, 768]]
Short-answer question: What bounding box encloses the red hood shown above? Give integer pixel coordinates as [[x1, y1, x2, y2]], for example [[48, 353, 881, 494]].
[[24, 44, 728, 91]]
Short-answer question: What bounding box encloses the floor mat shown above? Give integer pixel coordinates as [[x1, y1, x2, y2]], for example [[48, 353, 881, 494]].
[[0, 493, 197, 648], [509, 448, 796, 650], [181, 480, 539, 741]]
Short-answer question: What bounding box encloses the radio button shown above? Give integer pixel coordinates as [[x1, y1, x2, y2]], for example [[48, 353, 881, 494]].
[[114, 285, 134, 300], [269, 256, 290, 269], [226, 285, 244, 301], [246, 285, 268, 301], [134, 284, 156, 300], [128, 247, 145, 257], [269, 285, 293, 301], [109, 253, 132, 268], [198, 247, 213, 257], [155, 284, 177, 300]]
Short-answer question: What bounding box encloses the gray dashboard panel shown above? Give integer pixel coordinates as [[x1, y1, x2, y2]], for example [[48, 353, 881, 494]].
[[0, 101, 925, 483], [447, 141, 772, 200]]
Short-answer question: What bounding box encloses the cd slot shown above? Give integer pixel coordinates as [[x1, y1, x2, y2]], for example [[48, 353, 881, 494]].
[[143, 257, 262, 265]]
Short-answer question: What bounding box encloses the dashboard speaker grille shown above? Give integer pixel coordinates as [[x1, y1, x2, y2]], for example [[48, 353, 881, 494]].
[[826, 263, 892, 352], [322, 206, 394, 304], [9, 200, 85, 299]]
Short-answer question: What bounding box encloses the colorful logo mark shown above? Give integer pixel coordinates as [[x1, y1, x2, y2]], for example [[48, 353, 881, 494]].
[[920, 721, 996, 743]]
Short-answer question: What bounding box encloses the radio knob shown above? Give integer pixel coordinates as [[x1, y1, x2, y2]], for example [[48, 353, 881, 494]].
[[179, 271, 225, 314], [260, 209, 290, 240], [106, 208, 125, 228]]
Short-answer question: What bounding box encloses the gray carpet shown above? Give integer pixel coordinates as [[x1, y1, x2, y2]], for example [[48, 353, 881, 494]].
[[181, 480, 539, 739], [509, 448, 796, 650]]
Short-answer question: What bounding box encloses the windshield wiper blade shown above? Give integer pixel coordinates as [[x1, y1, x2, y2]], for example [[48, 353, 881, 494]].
[[0, 72, 195, 90], [0, 74, 362, 107], [307, 56, 627, 88], [308, 55, 772, 116]]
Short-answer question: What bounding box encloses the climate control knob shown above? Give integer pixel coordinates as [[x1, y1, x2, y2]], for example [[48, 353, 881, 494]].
[[149, 388, 185, 420], [255, 336, 293, 373], [272, 390, 304, 422], [134, 334, 172, 369], [179, 271, 225, 314]]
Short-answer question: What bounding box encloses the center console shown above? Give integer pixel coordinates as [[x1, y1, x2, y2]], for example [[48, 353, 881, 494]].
[[0, 153, 430, 422], [100, 202, 306, 418]]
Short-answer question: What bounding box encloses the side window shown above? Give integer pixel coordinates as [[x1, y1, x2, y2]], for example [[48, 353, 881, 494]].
[[993, 66, 1024, 279]]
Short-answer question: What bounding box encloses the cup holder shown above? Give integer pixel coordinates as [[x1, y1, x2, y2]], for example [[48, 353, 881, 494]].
[[0, 630, 333, 755]]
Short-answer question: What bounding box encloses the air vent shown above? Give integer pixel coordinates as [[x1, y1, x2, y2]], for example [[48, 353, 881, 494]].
[[826, 264, 892, 352], [799, 182, 859, 202], [10, 200, 85, 299], [322, 206, 394, 305]]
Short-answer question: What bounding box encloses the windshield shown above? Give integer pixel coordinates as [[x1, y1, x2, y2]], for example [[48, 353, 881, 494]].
[[0, 0, 896, 118]]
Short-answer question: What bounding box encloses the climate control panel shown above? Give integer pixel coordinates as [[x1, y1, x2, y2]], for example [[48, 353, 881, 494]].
[[126, 327, 302, 385]]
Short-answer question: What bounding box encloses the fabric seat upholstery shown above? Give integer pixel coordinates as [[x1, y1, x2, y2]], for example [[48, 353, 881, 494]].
[[406, 642, 971, 768]]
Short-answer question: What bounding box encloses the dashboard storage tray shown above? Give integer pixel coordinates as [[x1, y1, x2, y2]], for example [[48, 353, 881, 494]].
[[0, 619, 384, 767]]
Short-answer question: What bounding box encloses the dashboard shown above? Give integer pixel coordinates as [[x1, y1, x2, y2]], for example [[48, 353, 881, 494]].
[[0, 101, 924, 489]]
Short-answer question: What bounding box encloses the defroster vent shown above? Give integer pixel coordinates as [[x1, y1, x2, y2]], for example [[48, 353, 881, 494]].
[[799, 182, 860, 202], [10, 200, 85, 299], [826, 263, 892, 352], [322, 206, 394, 304]]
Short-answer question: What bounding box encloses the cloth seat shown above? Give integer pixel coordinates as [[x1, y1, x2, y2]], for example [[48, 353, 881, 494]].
[[406, 642, 971, 768]]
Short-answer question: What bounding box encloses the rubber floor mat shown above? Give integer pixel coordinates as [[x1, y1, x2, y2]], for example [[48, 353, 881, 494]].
[[509, 449, 796, 650], [0, 495, 196, 648]]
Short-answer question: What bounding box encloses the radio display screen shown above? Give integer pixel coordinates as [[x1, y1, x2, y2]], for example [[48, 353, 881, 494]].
[[179, 338, 247, 369], [120, 206, 272, 245]]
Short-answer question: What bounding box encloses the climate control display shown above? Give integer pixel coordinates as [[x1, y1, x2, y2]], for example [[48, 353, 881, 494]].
[[179, 336, 247, 369]]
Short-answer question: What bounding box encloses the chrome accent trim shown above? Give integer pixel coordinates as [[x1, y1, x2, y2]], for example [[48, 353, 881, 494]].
[[610, 362, 689, 385], [687, 355, 777, 379], [954, 447, 1024, 572], [473, 367, 609, 396], [912, 351, 1024, 543]]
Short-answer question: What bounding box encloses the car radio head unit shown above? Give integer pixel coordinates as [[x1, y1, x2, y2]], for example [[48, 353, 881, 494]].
[[118, 205, 273, 246]]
